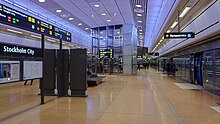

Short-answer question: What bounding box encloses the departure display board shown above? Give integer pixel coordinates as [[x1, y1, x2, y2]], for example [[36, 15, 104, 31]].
[[164, 32, 195, 39], [0, 4, 71, 41], [99, 49, 114, 58]]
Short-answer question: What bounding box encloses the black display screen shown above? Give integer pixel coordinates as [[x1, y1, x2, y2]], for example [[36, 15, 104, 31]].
[[0, 4, 71, 41], [99, 49, 114, 58]]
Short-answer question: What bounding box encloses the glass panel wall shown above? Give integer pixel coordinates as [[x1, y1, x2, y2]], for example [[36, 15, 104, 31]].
[[203, 51, 215, 91]]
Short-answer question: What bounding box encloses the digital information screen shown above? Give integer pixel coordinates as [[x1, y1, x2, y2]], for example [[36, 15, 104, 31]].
[[0, 4, 71, 41], [164, 32, 195, 39], [99, 49, 114, 58]]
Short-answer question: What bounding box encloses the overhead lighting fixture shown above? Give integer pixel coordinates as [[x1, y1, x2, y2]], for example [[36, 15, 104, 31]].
[[179, 7, 191, 18], [138, 21, 142, 23], [39, 0, 45, 2], [7, 29, 23, 34], [30, 35, 41, 39], [137, 14, 142, 17], [14, 3, 27, 10], [47, 39, 56, 42], [78, 23, 82, 26], [139, 30, 142, 32], [107, 20, 111, 22], [56, 9, 62, 13], [136, 5, 142, 8], [69, 17, 74, 20], [94, 4, 99, 8], [85, 28, 89, 30], [167, 30, 171, 33], [160, 40, 163, 43], [139, 32, 142, 34], [101, 13, 106, 16], [117, 32, 120, 34], [171, 21, 178, 28]]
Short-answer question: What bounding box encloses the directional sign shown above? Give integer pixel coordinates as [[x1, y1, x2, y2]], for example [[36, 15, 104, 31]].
[[164, 32, 195, 39], [0, 4, 71, 41]]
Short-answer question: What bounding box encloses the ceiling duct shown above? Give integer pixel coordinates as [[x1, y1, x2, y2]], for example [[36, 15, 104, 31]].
[[85, 0, 100, 3]]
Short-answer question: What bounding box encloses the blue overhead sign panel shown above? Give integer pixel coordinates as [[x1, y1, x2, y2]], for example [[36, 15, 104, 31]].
[[0, 4, 71, 41], [164, 32, 195, 39]]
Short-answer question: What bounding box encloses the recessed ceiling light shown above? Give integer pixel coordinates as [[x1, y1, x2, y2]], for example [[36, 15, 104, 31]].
[[101, 13, 106, 16], [137, 14, 142, 16], [94, 4, 99, 8], [107, 20, 111, 22], [39, 0, 45, 2], [117, 32, 120, 34], [78, 23, 82, 26], [136, 5, 142, 8], [139, 30, 142, 31], [139, 32, 142, 34], [138, 21, 142, 23], [56, 9, 62, 13], [69, 17, 74, 20], [85, 28, 89, 30]]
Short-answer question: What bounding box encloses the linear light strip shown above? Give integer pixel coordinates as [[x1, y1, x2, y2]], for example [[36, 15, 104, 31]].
[[179, 7, 191, 18], [7, 29, 23, 34]]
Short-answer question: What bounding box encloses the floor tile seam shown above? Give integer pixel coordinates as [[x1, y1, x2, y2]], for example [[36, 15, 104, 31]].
[[99, 111, 179, 117], [0, 97, 60, 122], [151, 72, 185, 124], [95, 79, 134, 122]]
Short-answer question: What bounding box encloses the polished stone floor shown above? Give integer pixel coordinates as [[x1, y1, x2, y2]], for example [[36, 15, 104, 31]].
[[0, 68, 220, 124]]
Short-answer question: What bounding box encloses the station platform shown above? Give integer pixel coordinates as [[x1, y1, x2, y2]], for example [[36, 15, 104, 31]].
[[0, 68, 220, 124]]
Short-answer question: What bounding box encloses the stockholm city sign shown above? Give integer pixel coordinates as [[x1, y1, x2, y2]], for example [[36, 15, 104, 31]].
[[0, 43, 42, 58], [164, 32, 195, 39]]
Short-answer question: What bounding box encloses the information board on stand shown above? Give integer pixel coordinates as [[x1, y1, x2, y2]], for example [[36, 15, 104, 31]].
[[0, 4, 71, 41], [23, 61, 42, 80]]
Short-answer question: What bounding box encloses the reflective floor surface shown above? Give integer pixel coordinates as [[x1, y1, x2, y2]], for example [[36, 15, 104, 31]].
[[0, 68, 220, 124]]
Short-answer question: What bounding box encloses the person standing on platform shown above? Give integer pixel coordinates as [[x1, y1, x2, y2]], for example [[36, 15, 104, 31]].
[[146, 61, 149, 69], [166, 63, 171, 75], [137, 62, 141, 70], [143, 61, 147, 70]]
